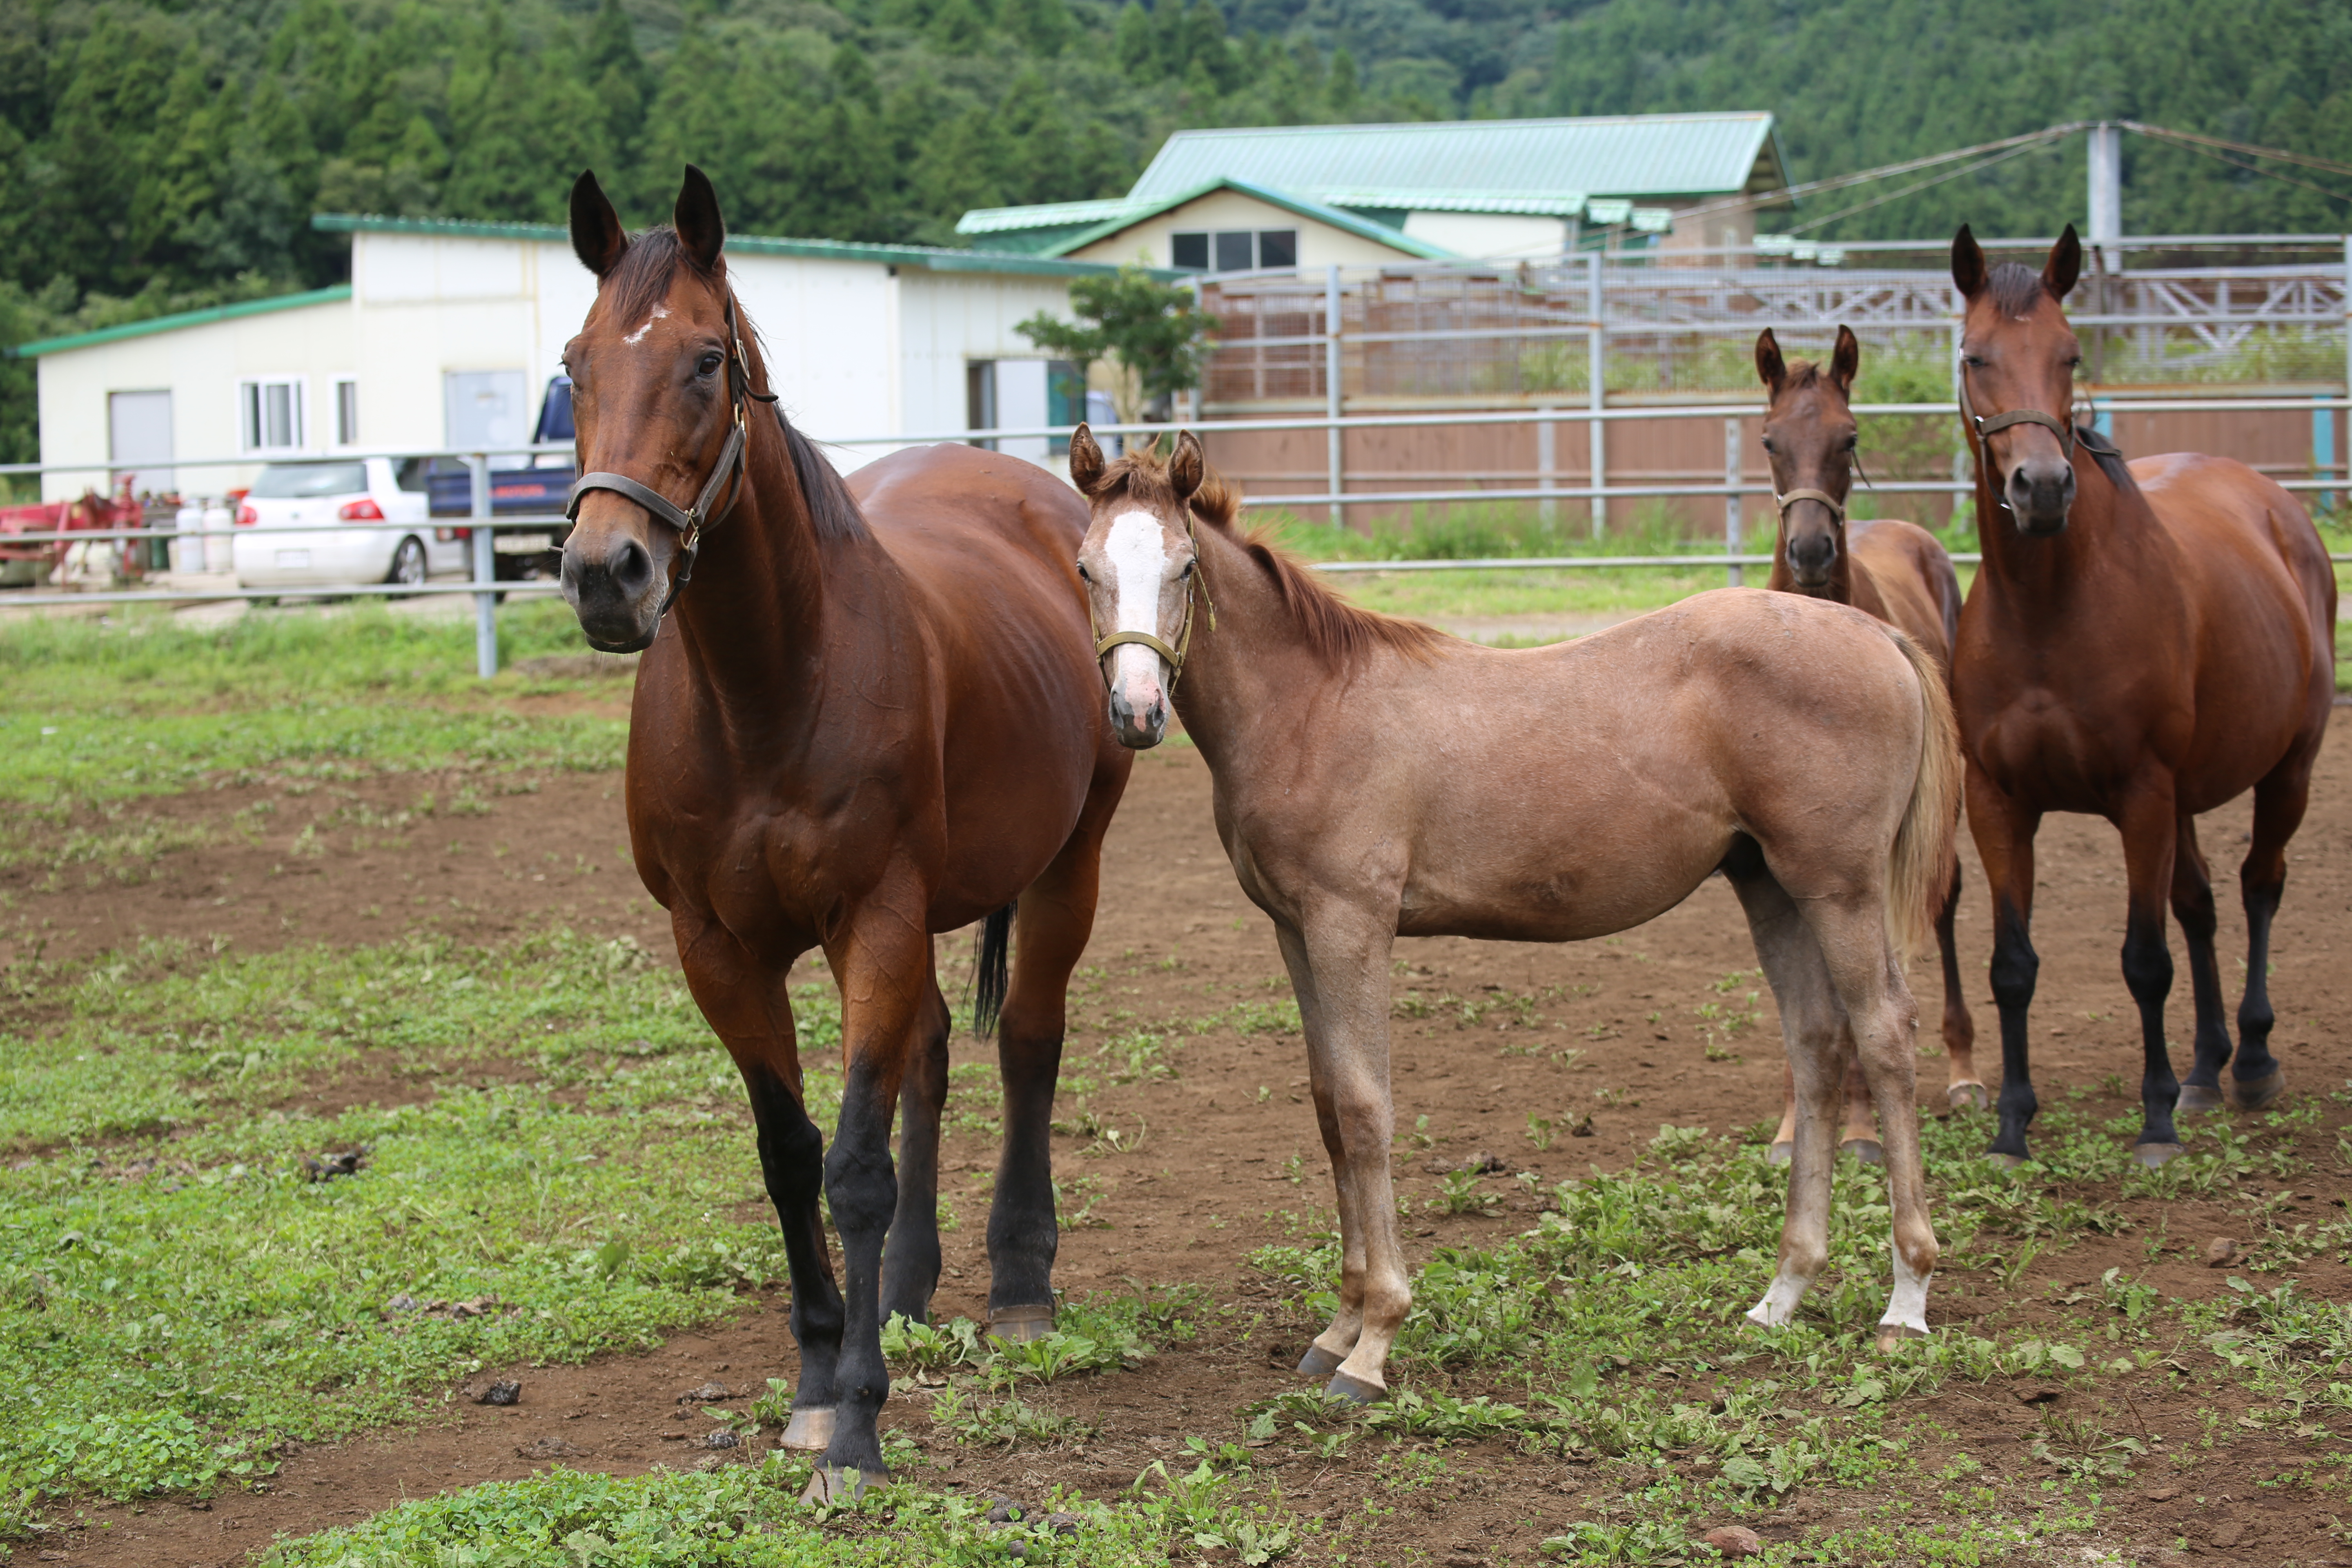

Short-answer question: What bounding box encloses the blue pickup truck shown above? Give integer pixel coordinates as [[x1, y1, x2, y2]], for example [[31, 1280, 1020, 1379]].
[[421, 377, 576, 581]]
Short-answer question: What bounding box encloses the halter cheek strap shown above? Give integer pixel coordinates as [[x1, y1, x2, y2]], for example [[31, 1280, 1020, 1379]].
[[1089, 517, 1217, 692], [564, 297, 776, 623]]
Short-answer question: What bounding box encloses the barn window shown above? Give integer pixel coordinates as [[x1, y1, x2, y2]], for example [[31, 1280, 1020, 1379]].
[[240, 377, 307, 454]]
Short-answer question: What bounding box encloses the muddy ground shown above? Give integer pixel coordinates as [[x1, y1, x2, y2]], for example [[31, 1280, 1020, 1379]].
[[12, 710, 2352, 1567]]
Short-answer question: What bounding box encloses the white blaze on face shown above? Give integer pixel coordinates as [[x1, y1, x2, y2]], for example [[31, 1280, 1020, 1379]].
[[1104, 510, 1174, 716], [622, 304, 670, 346]]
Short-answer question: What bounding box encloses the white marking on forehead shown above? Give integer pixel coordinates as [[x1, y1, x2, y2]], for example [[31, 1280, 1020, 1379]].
[[1104, 510, 1176, 686], [622, 304, 670, 346]]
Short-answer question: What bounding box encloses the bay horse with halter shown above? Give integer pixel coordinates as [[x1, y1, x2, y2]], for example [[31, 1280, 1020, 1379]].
[[1068, 425, 1962, 1399], [557, 166, 1131, 1498], [1950, 224, 2334, 1166], [1754, 325, 1978, 1164]]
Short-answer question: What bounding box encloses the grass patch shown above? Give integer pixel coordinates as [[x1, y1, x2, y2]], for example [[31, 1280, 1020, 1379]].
[[0, 598, 621, 811]]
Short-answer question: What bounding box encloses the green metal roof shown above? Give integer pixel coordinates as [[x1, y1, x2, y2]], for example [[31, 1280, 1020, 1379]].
[[308, 214, 1173, 280], [1131, 114, 1784, 214], [1034, 179, 1457, 261], [960, 198, 1149, 236], [11, 285, 353, 358]]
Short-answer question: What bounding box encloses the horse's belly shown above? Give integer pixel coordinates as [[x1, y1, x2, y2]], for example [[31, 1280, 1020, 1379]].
[[1394, 835, 1725, 942]]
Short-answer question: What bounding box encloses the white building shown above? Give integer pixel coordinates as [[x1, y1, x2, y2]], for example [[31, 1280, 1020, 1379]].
[[22, 214, 1139, 502]]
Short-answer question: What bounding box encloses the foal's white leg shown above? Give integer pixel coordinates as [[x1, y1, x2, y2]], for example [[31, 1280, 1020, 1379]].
[[1806, 898, 1939, 1348], [1730, 872, 1847, 1328], [1294, 910, 1407, 1403], [1277, 924, 1364, 1377]]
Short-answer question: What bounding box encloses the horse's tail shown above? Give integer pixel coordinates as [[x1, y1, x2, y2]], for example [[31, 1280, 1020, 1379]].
[[1885, 628, 1962, 964], [973, 902, 1016, 1038]]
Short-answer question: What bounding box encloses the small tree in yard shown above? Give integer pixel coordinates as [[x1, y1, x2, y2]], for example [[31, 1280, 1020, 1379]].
[[1016, 265, 1216, 425]]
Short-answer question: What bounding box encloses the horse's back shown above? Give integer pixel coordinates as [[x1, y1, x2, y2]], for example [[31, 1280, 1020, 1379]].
[[2133, 451, 2334, 615], [1849, 518, 1962, 664]]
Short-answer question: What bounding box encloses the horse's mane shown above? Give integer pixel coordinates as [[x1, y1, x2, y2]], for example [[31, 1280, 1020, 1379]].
[[607, 227, 868, 544], [1088, 441, 1446, 670]]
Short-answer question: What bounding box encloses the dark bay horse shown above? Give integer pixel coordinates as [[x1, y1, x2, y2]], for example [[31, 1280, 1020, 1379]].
[[1755, 325, 1978, 1163], [1070, 425, 1960, 1399], [1951, 224, 2334, 1166], [557, 167, 1131, 1497]]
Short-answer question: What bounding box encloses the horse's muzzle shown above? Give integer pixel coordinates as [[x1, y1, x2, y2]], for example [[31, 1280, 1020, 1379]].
[[2004, 459, 2075, 537], [561, 532, 663, 652]]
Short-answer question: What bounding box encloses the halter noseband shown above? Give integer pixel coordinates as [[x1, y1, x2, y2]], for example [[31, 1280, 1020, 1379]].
[[1090, 513, 1216, 692], [564, 295, 777, 623], [1774, 487, 1846, 525]]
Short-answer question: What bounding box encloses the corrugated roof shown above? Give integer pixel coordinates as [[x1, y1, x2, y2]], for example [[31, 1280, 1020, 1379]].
[[12, 285, 354, 358], [307, 214, 1174, 281], [959, 198, 1149, 236], [1040, 178, 1455, 261], [1131, 114, 1782, 213]]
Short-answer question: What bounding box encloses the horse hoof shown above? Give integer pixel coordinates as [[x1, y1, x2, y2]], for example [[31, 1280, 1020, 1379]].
[[1324, 1370, 1384, 1405], [1873, 1324, 1929, 1354], [800, 1464, 879, 1506], [987, 1304, 1056, 1342], [2175, 1082, 2223, 1116], [1983, 1150, 2026, 1171], [1296, 1344, 1344, 1378], [2228, 1067, 2285, 1112], [1842, 1138, 1883, 1166], [779, 1406, 836, 1451], [1766, 1141, 1793, 1167], [2133, 1141, 2185, 1169], [1947, 1082, 1987, 1111]]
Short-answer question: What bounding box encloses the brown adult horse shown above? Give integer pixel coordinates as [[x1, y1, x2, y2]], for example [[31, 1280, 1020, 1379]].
[[1755, 325, 1980, 1163], [557, 167, 1132, 1497], [1951, 224, 2334, 1166], [1069, 425, 1960, 1401]]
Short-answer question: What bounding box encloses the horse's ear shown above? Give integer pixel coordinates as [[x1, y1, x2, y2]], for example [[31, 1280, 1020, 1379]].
[[1169, 430, 1204, 501], [673, 165, 726, 273], [1829, 324, 1860, 396], [1069, 423, 1105, 493], [1951, 223, 1987, 300], [2043, 223, 2082, 301], [1754, 328, 1786, 396], [570, 170, 627, 278]]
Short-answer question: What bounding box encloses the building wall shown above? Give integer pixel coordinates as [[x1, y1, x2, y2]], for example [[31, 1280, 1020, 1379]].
[[893, 270, 1093, 455], [1067, 190, 1420, 272], [1401, 212, 1570, 260], [37, 300, 356, 502]]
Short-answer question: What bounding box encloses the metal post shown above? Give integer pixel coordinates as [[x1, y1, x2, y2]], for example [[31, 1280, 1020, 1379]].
[[2087, 123, 2122, 278], [1325, 265, 1343, 529], [1536, 405, 1558, 528], [1724, 416, 1744, 587], [468, 454, 497, 679], [1587, 252, 1606, 537]]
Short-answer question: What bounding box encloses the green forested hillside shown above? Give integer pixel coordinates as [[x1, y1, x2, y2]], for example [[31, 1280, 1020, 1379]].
[[4, 0, 2351, 461]]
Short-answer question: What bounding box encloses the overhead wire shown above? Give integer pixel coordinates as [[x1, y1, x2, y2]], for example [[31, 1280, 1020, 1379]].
[[1782, 135, 2069, 235]]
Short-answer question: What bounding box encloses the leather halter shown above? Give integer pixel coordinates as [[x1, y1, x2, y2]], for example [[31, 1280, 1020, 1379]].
[[1958, 365, 2076, 460], [564, 296, 777, 623], [1774, 487, 1846, 524], [1091, 514, 1217, 692]]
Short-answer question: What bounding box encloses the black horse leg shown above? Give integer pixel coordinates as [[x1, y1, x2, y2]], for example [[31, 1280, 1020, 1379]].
[[739, 1061, 846, 1446], [1987, 898, 2041, 1164], [2118, 795, 2184, 1163], [880, 970, 951, 1324], [2169, 816, 2235, 1112], [2231, 760, 2312, 1109]]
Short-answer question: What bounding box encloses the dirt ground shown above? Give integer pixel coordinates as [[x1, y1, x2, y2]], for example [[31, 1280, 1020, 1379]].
[[17, 715, 2352, 1567]]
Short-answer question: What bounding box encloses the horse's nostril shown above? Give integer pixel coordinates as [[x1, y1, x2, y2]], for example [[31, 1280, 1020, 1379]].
[[610, 539, 653, 595]]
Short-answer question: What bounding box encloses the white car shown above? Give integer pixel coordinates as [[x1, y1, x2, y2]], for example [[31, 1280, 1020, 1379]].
[[231, 458, 465, 592]]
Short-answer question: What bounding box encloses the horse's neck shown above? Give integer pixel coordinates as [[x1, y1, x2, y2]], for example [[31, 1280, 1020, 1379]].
[[1972, 450, 2151, 616], [1167, 524, 1312, 770], [667, 434, 846, 719]]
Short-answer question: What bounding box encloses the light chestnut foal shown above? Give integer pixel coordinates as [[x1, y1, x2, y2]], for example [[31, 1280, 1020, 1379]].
[[1756, 325, 1982, 1166], [1069, 426, 1963, 1401]]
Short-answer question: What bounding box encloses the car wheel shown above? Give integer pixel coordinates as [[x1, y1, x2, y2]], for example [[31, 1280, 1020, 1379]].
[[388, 535, 428, 591]]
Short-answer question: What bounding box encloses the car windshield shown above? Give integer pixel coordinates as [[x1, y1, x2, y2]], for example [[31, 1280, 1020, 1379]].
[[249, 462, 368, 499]]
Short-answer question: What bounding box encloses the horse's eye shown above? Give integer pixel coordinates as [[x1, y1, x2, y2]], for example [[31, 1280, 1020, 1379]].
[[1180, 560, 1196, 579], [1076, 562, 1091, 582], [697, 352, 723, 376], [1964, 355, 1987, 368], [1760, 437, 1777, 454], [1843, 435, 1859, 452]]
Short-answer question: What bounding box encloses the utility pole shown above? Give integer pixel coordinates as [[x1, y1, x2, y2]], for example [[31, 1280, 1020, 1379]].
[[2087, 122, 2122, 276]]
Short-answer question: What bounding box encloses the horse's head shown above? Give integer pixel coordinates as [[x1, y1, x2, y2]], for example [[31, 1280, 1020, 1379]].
[[1070, 425, 1210, 749], [558, 166, 754, 652], [1952, 223, 2083, 537], [1755, 325, 1860, 592]]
